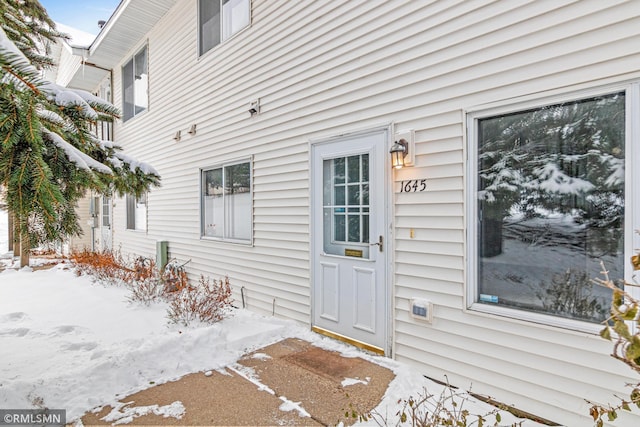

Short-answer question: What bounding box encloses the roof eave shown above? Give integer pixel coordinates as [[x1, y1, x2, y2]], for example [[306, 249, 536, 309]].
[[64, 0, 175, 91]]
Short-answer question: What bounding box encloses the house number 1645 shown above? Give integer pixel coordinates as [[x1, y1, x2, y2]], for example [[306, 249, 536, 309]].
[[400, 179, 427, 192]]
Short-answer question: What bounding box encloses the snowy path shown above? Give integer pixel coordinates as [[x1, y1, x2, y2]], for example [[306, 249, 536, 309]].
[[0, 263, 545, 426]]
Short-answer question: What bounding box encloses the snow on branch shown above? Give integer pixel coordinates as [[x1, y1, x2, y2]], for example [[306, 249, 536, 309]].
[[0, 26, 33, 70], [40, 82, 99, 120], [90, 136, 116, 150], [42, 128, 113, 175], [112, 151, 159, 176], [69, 88, 116, 111], [527, 162, 594, 194], [36, 108, 66, 126], [89, 136, 158, 176], [603, 155, 624, 187]]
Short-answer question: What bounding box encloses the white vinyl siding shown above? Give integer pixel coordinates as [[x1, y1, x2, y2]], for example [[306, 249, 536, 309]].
[[104, 1, 640, 425], [67, 196, 93, 253]]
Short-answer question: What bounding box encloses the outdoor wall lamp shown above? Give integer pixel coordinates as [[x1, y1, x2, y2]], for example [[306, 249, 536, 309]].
[[249, 99, 260, 116], [390, 138, 408, 169]]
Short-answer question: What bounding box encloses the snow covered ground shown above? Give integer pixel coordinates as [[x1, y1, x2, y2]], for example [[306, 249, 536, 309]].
[[0, 260, 544, 426]]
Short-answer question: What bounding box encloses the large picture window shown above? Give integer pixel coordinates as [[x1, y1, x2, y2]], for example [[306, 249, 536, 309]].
[[122, 46, 148, 121], [201, 160, 252, 242], [470, 91, 627, 325], [199, 0, 250, 56]]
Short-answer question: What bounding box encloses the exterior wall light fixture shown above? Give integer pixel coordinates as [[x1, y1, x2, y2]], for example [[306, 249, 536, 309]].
[[249, 99, 260, 116], [390, 138, 408, 169]]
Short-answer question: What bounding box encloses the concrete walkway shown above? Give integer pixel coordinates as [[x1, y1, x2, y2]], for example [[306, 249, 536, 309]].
[[81, 338, 395, 426]]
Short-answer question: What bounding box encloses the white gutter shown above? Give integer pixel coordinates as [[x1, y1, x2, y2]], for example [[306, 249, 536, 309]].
[[89, 0, 129, 56]]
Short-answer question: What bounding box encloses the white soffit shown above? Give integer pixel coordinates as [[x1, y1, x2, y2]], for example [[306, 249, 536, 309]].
[[67, 0, 176, 91]]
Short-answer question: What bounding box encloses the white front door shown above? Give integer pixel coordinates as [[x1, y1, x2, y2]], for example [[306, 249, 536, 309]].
[[311, 129, 389, 354]]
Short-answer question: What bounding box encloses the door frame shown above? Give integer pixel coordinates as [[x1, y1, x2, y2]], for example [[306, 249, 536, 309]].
[[309, 124, 393, 356]]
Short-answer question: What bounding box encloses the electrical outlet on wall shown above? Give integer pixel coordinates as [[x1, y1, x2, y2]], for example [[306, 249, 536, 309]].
[[409, 298, 433, 323]]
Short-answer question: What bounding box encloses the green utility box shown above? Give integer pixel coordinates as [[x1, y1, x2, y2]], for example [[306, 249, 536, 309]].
[[156, 241, 168, 271]]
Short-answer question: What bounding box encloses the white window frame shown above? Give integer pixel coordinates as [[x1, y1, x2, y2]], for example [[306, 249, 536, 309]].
[[200, 158, 253, 244], [466, 81, 640, 333], [126, 194, 147, 232], [198, 0, 251, 57], [121, 44, 148, 122]]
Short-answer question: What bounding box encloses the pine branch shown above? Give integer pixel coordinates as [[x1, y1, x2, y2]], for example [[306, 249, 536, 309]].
[[0, 0, 160, 248], [1, 63, 41, 94]]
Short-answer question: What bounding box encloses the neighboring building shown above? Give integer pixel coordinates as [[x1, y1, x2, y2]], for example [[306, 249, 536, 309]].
[[53, 1, 640, 424], [47, 23, 114, 252]]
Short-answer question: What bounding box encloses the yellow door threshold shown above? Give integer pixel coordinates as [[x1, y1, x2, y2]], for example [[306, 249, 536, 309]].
[[311, 326, 385, 356]]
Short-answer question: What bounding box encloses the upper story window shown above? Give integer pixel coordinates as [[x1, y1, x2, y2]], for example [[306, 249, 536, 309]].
[[199, 0, 250, 56], [467, 87, 634, 329], [122, 45, 148, 122]]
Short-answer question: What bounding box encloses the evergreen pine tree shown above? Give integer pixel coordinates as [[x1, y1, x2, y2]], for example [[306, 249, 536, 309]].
[[0, 0, 160, 266]]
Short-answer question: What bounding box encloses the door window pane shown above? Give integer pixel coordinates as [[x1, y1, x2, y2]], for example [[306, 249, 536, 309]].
[[334, 186, 345, 205], [323, 154, 371, 257], [334, 158, 345, 184], [347, 155, 360, 182], [348, 215, 360, 242], [475, 92, 625, 323], [334, 214, 345, 241], [347, 185, 359, 205]]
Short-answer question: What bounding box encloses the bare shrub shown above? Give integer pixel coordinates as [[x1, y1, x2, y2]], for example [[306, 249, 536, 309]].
[[70, 248, 131, 286], [166, 275, 233, 326], [126, 257, 162, 305], [162, 260, 189, 293], [358, 379, 521, 427], [128, 276, 164, 306], [589, 257, 640, 425], [127, 259, 190, 305], [71, 250, 234, 325]]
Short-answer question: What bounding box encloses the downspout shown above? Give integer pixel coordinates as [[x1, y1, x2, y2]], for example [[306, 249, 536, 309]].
[[109, 68, 114, 140]]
